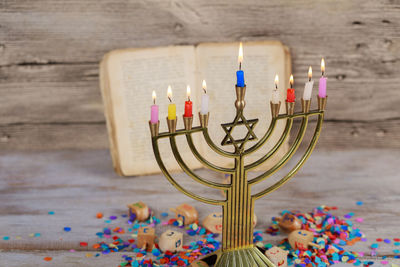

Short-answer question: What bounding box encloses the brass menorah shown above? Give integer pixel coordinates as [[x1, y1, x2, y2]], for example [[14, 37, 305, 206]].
[[149, 85, 327, 266]]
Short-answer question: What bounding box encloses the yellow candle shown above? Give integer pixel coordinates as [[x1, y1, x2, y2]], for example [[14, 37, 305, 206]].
[[168, 103, 176, 120], [167, 85, 176, 120]]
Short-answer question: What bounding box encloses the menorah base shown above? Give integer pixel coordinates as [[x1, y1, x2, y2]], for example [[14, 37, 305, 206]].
[[192, 246, 275, 267]]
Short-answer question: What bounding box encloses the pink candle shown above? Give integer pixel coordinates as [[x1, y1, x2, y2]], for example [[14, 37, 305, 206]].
[[318, 58, 327, 98], [150, 91, 159, 124], [318, 77, 327, 98]]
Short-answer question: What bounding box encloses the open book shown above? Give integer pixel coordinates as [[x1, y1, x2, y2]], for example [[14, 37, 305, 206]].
[[100, 41, 291, 176]]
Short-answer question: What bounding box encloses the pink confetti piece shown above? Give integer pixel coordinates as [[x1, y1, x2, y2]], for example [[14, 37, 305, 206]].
[[355, 217, 364, 223], [380, 260, 389, 265]]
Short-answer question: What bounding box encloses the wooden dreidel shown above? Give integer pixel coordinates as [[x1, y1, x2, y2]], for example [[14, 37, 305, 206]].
[[265, 246, 289, 267], [190, 260, 209, 267], [170, 203, 198, 225], [277, 213, 302, 232], [158, 229, 183, 252], [137, 226, 155, 252], [288, 230, 321, 250], [127, 201, 149, 222], [202, 212, 223, 233]]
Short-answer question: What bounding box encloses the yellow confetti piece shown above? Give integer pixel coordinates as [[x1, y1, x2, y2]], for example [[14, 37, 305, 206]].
[[131, 234, 137, 238], [342, 256, 349, 262], [109, 243, 117, 248], [28, 233, 34, 237], [85, 253, 93, 258], [391, 264, 399, 267], [15, 236, 21, 240]]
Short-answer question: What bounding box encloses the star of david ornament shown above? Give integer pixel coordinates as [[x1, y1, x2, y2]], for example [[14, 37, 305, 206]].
[[221, 111, 258, 151]]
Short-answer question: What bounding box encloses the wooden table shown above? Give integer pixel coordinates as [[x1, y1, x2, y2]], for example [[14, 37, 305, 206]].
[[0, 149, 399, 266]]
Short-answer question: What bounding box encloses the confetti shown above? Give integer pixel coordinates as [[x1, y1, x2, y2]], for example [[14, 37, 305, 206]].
[[48, 211, 55, 215], [63, 227, 71, 232], [96, 212, 103, 219], [43, 257, 52, 261], [356, 201, 363, 206], [384, 238, 391, 244], [3, 236, 10, 241], [266, 206, 364, 267], [80, 242, 88, 247], [371, 243, 379, 249], [109, 216, 117, 220]]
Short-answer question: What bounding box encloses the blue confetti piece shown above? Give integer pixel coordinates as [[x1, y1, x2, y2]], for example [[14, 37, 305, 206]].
[[63, 227, 71, 232], [356, 201, 363, 206], [161, 212, 169, 217], [104, 219, 112, 223], [48, 211, 55, 215], [371, 243, 379, 249], [3, 236, 10, 241], [34, 233, 41, 237]]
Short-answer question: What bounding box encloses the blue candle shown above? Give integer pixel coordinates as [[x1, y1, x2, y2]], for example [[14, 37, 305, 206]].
[[236, 42, 245, 87], [236, 70, 244, 87]]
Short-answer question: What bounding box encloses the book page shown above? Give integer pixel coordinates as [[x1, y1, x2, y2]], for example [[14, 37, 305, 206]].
[[195, 41, 290, 168], [104, 46, 202, 176]]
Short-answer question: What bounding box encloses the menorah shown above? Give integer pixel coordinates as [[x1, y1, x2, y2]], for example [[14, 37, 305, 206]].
[[149, 85, 327, 266]]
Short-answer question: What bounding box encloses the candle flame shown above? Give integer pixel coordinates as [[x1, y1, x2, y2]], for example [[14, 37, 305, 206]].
[[202, 80, 207, 93], [289, 74, 294, 88], [274, 74, 279, 89], [238, 42, 243, 66], [186, 85, 191, 100], [152, 90, 156, 104], [167, 85, 172, 102], [308, 66, 312, 80], [321, 58, 325, 75]]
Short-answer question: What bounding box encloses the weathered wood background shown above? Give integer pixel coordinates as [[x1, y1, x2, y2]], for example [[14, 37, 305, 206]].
[[0, 0, 399, 151]]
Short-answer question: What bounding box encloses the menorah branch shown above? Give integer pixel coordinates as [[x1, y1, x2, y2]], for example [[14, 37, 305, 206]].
[[169, 136, 232, 190], [248, 116, 309, 186], [185, 133, 235, 174], [251, 113, 324, 200], [245, 118, 293, 171], [151, 138, 225, 206], [243, 118, 277, 156], [202, 128, 237, 158]]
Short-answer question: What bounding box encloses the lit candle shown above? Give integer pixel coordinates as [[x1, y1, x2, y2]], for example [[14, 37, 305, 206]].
[[200, 80, 209, 115], [271, 74, 280, 104], [184, 85, 193, 117], [319, 58, 327, 98], [167, 85, 176, 120], [150, 90, 159, 124], [236, 42, 245, 87], [303, 66, 314, 100], [286, 74, 295, 102]]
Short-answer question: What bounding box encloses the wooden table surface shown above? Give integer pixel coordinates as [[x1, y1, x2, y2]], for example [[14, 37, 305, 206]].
[[0, 149, 399, 266]]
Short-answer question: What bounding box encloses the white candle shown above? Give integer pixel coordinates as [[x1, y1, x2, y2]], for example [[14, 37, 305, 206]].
[[200, 80, 209, 114], [271, 74, 280, 104], [303, 66, 313, 100]]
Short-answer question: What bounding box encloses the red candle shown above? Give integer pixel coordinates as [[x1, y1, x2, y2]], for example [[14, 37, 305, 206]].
[[184, 85, 193, 117], [286, 74, 295, 102]]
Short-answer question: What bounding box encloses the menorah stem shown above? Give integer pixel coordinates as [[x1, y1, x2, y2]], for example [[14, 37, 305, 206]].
[[223, 155, 254, 251]]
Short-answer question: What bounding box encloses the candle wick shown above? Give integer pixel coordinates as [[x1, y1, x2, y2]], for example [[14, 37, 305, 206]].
[[153, 99, 155, 105], [168, 96, 172, 103], [188, 96, 191, 102], [275, 85, 278, 90], [309, 77, 311, 82], [322, 71, 324, 77], [239, 62, 242, 70], [203, 88, 207, 94]]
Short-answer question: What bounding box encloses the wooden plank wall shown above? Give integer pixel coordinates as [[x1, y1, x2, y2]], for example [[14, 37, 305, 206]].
[[0, 0, 399, 151]]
